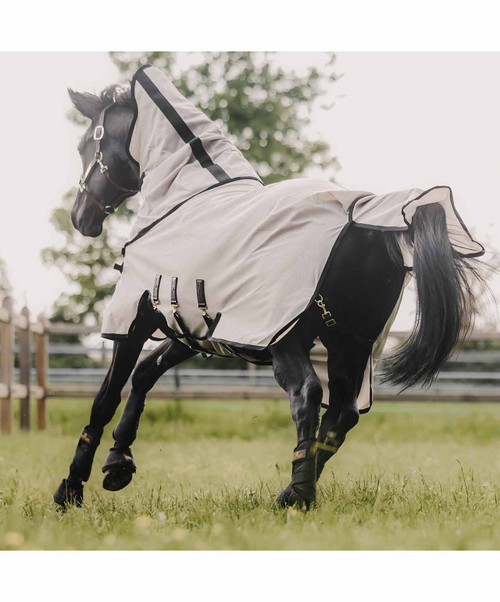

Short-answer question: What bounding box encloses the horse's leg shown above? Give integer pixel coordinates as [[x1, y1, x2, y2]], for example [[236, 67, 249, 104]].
[[53, 292, 158, 508], [272, 329, 322, 510], [277, 227, 406, 505], [315, 334, 370, 481], [101, 337, 196, 491]]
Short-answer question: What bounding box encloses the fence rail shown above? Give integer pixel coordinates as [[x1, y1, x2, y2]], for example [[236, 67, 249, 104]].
[[2, 294, 500, 434], [45, 328, 500, 402]]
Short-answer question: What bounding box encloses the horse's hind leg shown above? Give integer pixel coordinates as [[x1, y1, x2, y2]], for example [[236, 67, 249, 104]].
[[275, 333, 370, 506], [315, 334, 371, 481], [272, 329, 322, 510], [53, 292, 158, 508], [102, 337, 196, 491]]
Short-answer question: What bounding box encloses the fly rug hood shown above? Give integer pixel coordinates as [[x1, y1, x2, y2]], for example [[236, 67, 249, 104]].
[[54, 64, 485, 511]]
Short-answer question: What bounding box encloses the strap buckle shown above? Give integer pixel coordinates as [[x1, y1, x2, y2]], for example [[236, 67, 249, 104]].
[[93, 125, 104, 141]]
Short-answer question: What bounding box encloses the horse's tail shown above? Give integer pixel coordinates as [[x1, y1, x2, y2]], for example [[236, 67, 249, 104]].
[[382, 202, 485, 389]]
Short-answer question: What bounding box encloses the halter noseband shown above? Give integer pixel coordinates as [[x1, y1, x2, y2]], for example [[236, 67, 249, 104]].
[[78, 105, 141, 215]]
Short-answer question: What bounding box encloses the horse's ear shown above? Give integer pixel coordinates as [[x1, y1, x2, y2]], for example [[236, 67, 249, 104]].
[[68, 89, 102, 120]]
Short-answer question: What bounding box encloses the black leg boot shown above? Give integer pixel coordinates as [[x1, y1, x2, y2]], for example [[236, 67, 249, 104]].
[[53, 426, 103, 509], [276, 439, 317, 510]]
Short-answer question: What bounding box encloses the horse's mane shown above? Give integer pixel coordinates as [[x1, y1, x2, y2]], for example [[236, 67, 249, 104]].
[[98, 84, 133, 109], [68, 83, 133, 121]]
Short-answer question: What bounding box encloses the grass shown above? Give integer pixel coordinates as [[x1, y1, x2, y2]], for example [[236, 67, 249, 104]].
[[1, 398, 500, 550]]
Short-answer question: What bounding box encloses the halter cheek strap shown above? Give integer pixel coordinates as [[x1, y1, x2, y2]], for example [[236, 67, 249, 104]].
[[78, 106, 141, 215]]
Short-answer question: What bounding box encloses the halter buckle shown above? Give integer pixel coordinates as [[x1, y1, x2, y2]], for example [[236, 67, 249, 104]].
[[93, 125, 104, 141], [95, 152, 108, 173]]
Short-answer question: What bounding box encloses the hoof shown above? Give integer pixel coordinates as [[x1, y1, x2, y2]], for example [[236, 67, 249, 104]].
[[102, 447, 136, 492], [53, 479, 84, 509], [276, 482, 294, 508], [276, 482, 315, 511]]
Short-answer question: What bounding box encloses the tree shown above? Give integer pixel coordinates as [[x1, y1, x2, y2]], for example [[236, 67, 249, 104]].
[[42, 52, 339, 324]]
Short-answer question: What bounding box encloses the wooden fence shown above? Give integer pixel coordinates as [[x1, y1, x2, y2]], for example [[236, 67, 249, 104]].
[[0, 297, 48, 434], [2, 296, 500, 433], [44, 324, 500, 401]]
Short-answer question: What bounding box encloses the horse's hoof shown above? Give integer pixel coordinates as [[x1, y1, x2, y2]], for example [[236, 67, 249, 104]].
[[276, 483, 294, 508], [276, 483, 315, 510], [292, 493, 316, 511], [276, 481, 317, 510], [102, 447, 136, 492], [53, 479, 84, 509]]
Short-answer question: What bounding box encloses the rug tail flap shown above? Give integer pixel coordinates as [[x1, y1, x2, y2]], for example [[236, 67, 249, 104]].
[[352, 186, 484, 258]]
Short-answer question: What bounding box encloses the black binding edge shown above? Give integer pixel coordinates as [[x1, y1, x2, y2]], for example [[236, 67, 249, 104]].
[[350, 186, 485, 257]]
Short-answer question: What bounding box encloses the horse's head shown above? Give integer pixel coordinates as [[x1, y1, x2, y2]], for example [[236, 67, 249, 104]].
[[69, 85, 141, 237]]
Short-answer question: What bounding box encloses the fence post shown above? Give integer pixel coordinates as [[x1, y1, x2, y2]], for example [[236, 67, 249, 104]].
[[1, 297, 13, 434], [36, 314, 48, 431], [19, 305, 31, 431]]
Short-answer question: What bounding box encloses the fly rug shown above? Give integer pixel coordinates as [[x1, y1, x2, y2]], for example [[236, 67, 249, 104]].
[[54, 65, 485, 511]]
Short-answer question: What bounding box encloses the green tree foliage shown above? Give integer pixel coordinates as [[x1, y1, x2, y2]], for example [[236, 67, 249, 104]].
[[42, 52, 339, 325]]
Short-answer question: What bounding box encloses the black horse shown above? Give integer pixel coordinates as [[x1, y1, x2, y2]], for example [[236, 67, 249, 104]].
[[54, 83, 484, 510]]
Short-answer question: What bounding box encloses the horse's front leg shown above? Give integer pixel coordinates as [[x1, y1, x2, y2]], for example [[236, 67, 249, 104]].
[[272, 331, 322, 510], [53, 292, 158, 508], [101, 337, 196, 491]]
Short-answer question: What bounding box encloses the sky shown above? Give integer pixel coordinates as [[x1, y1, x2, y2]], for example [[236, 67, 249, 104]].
[[0, 52, 499, 329]]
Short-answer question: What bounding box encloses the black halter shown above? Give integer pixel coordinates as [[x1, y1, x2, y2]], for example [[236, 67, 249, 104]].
[[78, 105, 141, 215]]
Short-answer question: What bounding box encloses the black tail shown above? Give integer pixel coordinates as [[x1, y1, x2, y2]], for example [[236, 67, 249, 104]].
[[382, 203, 485, 389]]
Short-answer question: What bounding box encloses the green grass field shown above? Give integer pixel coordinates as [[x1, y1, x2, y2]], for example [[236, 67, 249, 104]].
[[1, 398, 500, 550]]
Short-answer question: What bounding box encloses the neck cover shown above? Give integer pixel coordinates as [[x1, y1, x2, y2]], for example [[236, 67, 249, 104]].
[[128, 65, 262, 236]]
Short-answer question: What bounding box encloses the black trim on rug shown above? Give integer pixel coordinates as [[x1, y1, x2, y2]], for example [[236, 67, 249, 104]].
[[351, 222, 408, 232]]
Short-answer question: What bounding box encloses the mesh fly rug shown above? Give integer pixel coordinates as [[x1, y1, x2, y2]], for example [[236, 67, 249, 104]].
[[101, 65, 484, 411]]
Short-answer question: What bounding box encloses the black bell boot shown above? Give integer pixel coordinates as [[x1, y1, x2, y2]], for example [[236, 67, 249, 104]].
[[53, 426, 103, 509], [102, 445, 136, 492], [276, 439, 317, 510]]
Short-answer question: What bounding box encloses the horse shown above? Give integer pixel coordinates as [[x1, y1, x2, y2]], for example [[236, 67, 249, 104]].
[[53, 67, 485, 511]]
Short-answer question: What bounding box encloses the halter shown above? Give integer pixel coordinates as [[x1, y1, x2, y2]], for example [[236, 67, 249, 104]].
[[78, 105, 141, 215]]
